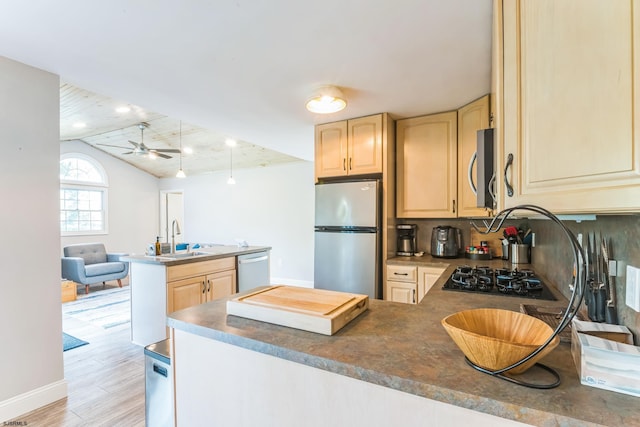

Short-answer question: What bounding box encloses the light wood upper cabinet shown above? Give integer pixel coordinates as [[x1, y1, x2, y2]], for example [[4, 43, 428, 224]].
[[315, 121, 348, 178], [396, 111, 458, 218], [457, 95, 491, 217], [498, 0, 640, 213], [315, 114, 383, 180]]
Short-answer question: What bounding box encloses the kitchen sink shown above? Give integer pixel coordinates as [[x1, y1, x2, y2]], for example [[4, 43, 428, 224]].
[[155, 251, 210, 260]]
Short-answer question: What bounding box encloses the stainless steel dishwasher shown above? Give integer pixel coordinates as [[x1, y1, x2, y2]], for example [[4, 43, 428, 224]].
[[144, 338, 173, 426], [237, 251, 270, 292]]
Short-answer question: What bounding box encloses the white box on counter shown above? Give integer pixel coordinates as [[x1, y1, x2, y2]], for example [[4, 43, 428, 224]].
[[571, 318, 640, 397]]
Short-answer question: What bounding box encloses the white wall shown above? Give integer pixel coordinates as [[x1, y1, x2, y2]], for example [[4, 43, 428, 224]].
[[0, 57, 66, 421], [159, 161, 315, 285], [60, 140, 159, 256]]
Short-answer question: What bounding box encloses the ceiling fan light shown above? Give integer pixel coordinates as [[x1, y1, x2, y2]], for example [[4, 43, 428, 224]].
[[148, 152, 158, 160], [176, 168, 186, 178], [306, 85, 347, 114]]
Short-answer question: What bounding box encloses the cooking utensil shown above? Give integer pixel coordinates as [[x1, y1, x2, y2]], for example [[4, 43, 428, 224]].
[[601, 236, 618, 324], [585, 232, 597, 321], [594, 231, 606, 322]]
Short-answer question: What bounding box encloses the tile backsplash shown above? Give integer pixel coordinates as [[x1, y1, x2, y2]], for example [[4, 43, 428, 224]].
[[399, 215, 640, 343]]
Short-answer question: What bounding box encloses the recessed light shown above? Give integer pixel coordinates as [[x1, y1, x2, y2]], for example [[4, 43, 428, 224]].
[[72, 122, 87, 128], [183, 147, 193, 154], [115, 106, 131, 113], [225, 139, 237, 147]]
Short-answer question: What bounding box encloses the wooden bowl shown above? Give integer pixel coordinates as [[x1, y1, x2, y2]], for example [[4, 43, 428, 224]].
[[441, 308, 560, 374]]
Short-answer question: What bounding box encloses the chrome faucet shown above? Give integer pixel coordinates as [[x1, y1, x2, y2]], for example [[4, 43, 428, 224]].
[[171, 219, 181, 254]]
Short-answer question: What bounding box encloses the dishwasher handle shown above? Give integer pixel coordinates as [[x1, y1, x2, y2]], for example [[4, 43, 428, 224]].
[[238, 255, 268, 264]]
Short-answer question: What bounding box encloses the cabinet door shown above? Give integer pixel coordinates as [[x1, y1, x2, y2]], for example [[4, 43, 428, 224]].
[[348, 114, 383, 175], [417, 267, 446, 303], [168, 276, 206, 313], [396, 112, 458, 218], [501, 0, 640, 213], [206, 269, 237, 302], [315, 121, 348, 179], [386, 280, 417, 304], [457, 95, 491, 217]]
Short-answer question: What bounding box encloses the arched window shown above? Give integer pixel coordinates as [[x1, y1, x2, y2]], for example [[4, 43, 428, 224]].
[[60, 153, 108, 235]]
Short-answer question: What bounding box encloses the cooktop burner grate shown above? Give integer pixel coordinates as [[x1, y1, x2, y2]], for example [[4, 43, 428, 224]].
[[443, 265, 556, 300]]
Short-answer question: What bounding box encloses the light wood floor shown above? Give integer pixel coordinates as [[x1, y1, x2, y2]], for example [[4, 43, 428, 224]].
[[11, 284, 146, 426]]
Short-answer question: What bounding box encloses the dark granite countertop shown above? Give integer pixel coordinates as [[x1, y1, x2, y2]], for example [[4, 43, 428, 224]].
[[121, 245, 271, 266], [167, 258, 638, 427]]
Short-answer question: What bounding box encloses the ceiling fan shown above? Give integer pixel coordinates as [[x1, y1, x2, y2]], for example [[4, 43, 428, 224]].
[[97, 122, 181, 159]]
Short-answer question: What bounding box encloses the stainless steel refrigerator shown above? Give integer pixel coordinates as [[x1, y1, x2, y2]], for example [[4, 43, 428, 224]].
[[314, 179, 381, 299]]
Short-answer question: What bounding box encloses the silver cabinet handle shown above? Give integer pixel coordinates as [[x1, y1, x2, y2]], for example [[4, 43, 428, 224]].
[[504, 153, 514, 197], [468, 152, 477, 195], [238, 255, 268, 264]]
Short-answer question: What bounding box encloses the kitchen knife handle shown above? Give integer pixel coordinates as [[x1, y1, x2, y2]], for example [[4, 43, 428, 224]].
[[504, 153, 514, 197]]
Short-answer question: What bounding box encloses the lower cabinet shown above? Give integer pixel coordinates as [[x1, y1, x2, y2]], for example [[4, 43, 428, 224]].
[[386, 264, 445, 304], [167, 257, 236, 314]]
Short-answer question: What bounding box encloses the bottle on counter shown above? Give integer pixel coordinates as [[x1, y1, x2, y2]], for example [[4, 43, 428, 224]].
[[155, 236, 161, 256]]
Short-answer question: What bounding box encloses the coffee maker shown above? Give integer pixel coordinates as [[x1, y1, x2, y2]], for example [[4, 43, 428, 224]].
[[396, 224, 417, 256]]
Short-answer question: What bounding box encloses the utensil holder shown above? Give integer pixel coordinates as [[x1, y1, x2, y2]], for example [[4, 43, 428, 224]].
[[510, 244, 531, 264]]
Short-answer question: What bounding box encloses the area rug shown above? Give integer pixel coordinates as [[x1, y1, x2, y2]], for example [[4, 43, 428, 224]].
[[63, 332, 88, 351], [62, 287, 131, 330]]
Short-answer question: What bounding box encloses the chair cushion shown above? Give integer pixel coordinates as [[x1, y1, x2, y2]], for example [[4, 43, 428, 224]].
[[85, 262, 126, 277], [64, 243, 107, 265]]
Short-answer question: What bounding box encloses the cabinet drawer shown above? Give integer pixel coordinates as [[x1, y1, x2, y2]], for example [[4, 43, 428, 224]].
[[168, 257, 235, 282], [386, 264, 417, 282]]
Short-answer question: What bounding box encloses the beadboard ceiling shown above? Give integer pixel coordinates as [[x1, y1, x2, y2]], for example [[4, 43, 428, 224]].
[[0, 1, 492, 178]]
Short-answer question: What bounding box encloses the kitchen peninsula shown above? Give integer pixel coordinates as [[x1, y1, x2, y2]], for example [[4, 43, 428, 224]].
[[122, 245, 270, 346], [167, 258, 637, 427]]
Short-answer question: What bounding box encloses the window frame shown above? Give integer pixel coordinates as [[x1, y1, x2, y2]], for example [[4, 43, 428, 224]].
[[60, 153, 109, 237]]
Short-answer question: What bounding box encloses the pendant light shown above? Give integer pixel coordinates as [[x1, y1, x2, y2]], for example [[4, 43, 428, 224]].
[[305, 85, 347, 114], [176, 121, 186, 178], [226, 139, 236, 184]]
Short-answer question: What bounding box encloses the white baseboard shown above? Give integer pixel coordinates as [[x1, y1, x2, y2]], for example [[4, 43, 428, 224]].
[[270, 277, 314, 288], [0, 380, 68, 423]]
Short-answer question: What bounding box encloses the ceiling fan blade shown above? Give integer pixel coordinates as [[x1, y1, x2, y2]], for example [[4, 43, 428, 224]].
[[151, 148, 182, 153], [151, 151, 172, 159], [128, 140, 143, 149], [96, 143, 134, 150]]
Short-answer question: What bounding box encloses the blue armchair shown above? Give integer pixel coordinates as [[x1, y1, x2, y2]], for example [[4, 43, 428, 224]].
[[61, 243, 129, 294]]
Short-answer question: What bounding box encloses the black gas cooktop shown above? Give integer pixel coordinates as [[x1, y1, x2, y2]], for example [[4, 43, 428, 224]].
[[442, 265, 556, 300]]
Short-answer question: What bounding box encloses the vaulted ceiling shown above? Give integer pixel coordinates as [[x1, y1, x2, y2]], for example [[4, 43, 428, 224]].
[[0, 1, 492, 178]]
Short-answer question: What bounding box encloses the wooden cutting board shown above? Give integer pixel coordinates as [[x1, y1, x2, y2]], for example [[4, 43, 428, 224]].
[[226, 285, 369, 335]]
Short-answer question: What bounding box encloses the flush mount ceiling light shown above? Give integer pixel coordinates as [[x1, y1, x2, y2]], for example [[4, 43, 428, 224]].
[[305, 85, 347, 114]]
